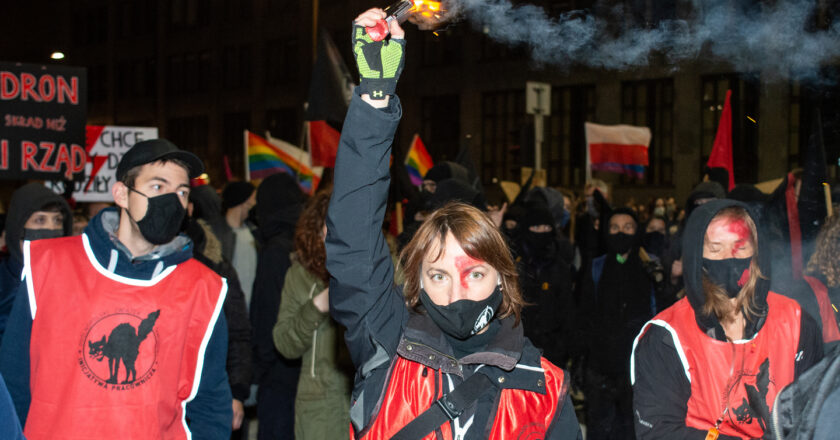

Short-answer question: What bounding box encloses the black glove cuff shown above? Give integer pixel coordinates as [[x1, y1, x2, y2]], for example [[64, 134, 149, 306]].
[[358, 78, 397, 100]]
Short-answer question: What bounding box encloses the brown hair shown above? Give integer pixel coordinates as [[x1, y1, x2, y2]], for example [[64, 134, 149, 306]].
[[294, 189, 331, 282], [399, 202, 524, 324], [701, 206, 765, 323], [807, 213, 840, 287]]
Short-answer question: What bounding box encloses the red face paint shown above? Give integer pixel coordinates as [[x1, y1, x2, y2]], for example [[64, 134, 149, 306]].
[[455, 256, 484, 290], [727, 218, 751, 256]]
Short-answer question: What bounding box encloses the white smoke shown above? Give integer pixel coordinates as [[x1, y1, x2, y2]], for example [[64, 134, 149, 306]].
[[445, 0, 840, 81]]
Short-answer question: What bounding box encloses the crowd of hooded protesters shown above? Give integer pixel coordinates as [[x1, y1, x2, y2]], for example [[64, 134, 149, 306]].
[[0, 7, 839, 440]]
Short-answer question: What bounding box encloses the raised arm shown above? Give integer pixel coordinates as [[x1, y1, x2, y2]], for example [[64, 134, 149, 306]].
[[325, 10, 408, 370]]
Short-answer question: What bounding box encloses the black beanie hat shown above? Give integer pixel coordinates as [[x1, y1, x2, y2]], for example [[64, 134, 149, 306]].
[[222, 181, 255, 211]]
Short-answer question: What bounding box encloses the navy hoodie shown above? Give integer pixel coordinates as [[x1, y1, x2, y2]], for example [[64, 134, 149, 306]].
[[0, 207, 232, 438]]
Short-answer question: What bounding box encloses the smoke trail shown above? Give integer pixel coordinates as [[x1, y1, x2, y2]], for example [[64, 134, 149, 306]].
[[446, 0, 840, 81]]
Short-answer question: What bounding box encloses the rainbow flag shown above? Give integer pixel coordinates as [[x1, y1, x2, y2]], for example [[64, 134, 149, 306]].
[[246, 130, 321, 194], [404, 134, 433, 187]]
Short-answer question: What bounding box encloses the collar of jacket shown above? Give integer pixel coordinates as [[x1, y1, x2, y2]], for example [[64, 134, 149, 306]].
[[83, 207, 194, 280], [397, 312, 546, 394]]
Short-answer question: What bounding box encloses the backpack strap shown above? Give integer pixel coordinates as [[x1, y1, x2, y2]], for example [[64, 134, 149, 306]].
[[390, 372, 497, 440]]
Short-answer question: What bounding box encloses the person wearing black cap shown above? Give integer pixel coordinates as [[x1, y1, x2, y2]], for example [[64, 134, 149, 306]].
[[0, 139, 233, 439], [0, 183, 72, 342], [631, 200, 823, 439], [222, 181, 258, 309], [580, 207, 657, 440]]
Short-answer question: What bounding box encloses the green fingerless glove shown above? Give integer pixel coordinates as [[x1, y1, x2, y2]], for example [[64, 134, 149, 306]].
[[352, 23, 406, 100]]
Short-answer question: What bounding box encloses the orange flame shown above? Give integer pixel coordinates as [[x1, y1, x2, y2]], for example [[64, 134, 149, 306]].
[[412, 0, 443, 18]]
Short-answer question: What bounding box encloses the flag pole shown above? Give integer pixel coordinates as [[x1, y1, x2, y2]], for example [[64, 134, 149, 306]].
[[244, 129, 250, 182]]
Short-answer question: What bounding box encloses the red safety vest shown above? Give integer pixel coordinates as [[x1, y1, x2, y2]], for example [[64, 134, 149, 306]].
[[23, 235, 226, 440], [353, 356, 566, 440], [635, 294, 800, 439]]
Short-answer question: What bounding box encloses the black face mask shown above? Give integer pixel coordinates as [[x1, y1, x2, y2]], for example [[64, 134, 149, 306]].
[[23, 228, 64, 241], [607, 232, 636, 255], [127, 188, 186, 245], [523, 230, 553, 255], [420, 285, 503, 340], [702, 257, 752, 298], [642, 231, 666, 257]]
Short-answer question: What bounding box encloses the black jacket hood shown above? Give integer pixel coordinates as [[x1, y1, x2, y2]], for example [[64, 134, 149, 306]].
[[5, 183, 72, 263], [256, 173, 306, 242], [681, 199, 771, 331]]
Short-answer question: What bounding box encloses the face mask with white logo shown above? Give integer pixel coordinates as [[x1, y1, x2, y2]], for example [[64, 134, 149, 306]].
[[419, 285, 503, 340]]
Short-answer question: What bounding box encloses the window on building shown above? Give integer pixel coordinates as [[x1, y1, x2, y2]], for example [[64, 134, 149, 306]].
[[546, 85, 596, 188], [790, 77, 840, 178], [700, 74, 760, 183], [73, 7, 108, 45], [169, 0, 209, 32], [621, 78, 674, 185], [265, 38, 299, 85], [478, 33, 527, 62], [88, 65, 109, 103], [221, 0, 252, 23], [166, 115, 210, 176], [222, 112, 251, 181], [481, 91, 527, 183], [222, 45, 252, 90], [418, 28, 464, 67], [265, 108, 299, 143], [266, 0, 299, 16], [118, 1, 156, 39], [166, 51, 212, 95], [116, 58, 156, 99], [420, 95, 461, 162]]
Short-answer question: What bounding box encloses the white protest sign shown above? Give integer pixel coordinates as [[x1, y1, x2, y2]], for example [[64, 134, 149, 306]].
[[47, 126, 158, 202]]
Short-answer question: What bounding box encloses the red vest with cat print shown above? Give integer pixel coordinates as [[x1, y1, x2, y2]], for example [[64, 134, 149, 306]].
[[23, 235, 226, 440]]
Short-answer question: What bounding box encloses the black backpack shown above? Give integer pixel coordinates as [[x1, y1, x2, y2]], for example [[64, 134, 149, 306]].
[[771, 344, 840, 439]]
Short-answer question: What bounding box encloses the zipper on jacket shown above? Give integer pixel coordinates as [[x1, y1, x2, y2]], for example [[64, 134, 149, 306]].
[[308, 282, 318, 378]]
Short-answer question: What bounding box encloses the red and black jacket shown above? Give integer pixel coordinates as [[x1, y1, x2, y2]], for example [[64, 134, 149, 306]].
[[326, 92, 581, 440]]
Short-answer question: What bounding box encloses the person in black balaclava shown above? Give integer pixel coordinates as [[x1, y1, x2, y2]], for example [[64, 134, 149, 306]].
[[632, 199, 823, 439], [249, 172, 306, 440], [581, 207, 653, 440], [514, 202, 575, 368], [0, 183, 72, 342]]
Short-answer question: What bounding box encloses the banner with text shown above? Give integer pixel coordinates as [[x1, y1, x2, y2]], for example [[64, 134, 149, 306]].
[[0, 61, 88, 180], [48, 126, 159, 202]]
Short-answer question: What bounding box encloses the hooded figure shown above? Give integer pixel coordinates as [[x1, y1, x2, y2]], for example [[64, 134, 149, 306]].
[[0, 184, 72, 341], [249, 172, 306, 440], [581, 206, 653, 440], [631, 199, 823, 440], [514, 202, 575, 367]]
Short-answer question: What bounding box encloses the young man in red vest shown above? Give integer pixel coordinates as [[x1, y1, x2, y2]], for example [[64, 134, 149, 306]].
[[0, 139, 232, 440]]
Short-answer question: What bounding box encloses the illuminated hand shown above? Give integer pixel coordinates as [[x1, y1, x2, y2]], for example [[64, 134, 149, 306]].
[[353, 9, 406, 101]]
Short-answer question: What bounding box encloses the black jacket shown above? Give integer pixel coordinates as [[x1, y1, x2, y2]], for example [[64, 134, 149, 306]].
[[515, 236, 576, 366], [0, 183, 72, 343], [186, 217, 252, 401], [249, 172, 306, 391], [632, 199, 823, 440], [325, 92, 581, 439]]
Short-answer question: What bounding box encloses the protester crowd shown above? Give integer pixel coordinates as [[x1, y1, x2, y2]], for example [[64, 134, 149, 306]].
[[0, 7, 838, 440]]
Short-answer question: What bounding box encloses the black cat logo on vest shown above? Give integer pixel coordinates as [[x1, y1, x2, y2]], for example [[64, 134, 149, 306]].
[[731, 358, 772, 431], [79, 310, 160, 390]]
